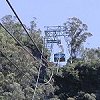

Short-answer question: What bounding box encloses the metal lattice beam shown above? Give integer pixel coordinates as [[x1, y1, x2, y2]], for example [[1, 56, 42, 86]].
[[44, 26, 68, 52]]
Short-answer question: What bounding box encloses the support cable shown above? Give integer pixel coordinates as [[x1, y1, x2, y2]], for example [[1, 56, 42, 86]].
[[5, 0, 48, 64]]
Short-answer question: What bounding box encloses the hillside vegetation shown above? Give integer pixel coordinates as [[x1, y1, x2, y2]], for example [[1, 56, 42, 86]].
[[0, 15, 100, 100]]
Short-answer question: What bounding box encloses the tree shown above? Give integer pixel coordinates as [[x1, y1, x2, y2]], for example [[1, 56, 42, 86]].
[[54, 60, 100, 100], [64, 17, 92, 63], [82, 47, 100, 62], [0, 15, 54, 100], [1, 15, 25, 43]]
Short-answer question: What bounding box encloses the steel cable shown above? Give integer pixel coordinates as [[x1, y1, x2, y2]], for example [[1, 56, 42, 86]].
[[5, 0, 49, 65]]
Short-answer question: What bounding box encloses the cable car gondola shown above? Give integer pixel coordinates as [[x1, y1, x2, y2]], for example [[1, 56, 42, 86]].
[[54, 53, 65, 62]]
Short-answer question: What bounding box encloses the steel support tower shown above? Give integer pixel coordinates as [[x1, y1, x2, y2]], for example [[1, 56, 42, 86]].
[[44, 26, 68, 52]]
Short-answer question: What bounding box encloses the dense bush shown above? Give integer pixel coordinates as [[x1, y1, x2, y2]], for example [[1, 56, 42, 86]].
[[54, 60, 100, 100]]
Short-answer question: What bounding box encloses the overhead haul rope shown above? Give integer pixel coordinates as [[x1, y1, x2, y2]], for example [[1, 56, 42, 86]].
[[5, 0, 54, 85], [3, 0, 55, 99], [5, 0, 49, 65]]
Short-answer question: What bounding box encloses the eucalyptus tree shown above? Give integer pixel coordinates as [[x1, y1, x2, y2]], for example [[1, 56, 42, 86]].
[[64, 17, 92, 63]]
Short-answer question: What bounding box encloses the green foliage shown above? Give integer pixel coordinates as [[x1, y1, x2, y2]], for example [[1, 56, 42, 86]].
[[1, 15, 100, 100], [54, 60, 100, 99], [82, 47, 100, 62], [0, 15, 52, 100], [64, 17, 92, 63]]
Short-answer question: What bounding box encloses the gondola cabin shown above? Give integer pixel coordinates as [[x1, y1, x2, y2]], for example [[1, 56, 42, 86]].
[[54, 53, 65, 62]]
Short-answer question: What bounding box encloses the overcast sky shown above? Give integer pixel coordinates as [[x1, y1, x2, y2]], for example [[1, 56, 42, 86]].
[[0, 0, 100, 49]]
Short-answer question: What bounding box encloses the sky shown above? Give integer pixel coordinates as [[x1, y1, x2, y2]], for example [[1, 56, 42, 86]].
[[0, 0, 100, 62]]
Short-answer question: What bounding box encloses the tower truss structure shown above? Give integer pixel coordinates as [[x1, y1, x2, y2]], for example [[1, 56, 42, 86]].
[[44, 26, 68, 52]]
